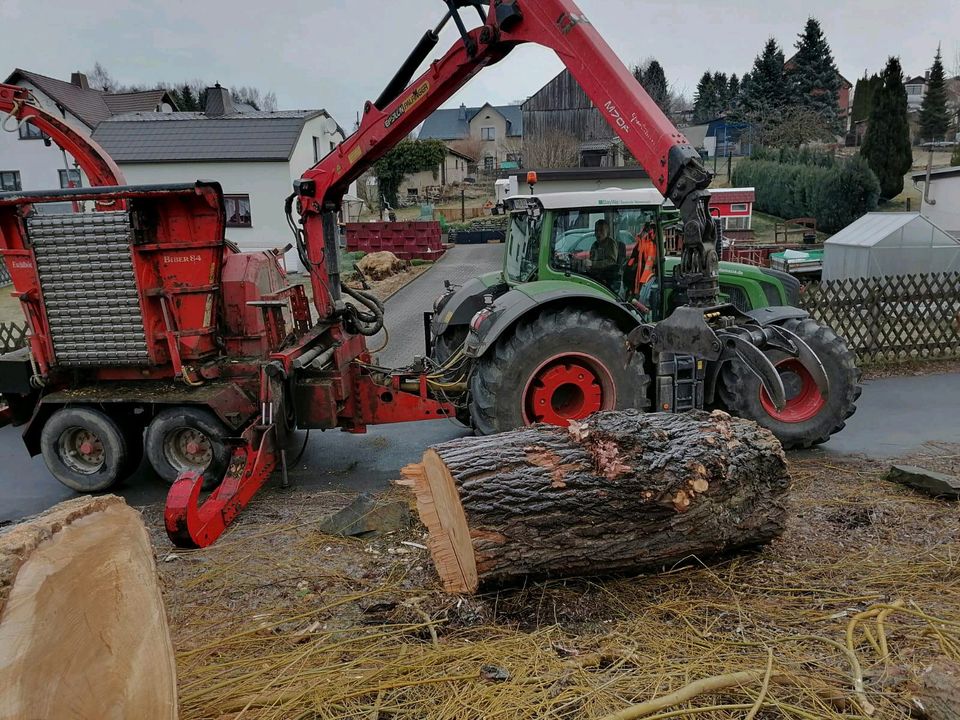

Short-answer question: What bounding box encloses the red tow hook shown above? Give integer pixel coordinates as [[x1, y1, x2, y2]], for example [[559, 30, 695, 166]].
[[164, 423, 278, 548]]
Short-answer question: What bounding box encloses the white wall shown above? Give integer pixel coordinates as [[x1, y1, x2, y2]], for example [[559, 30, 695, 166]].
[[918, 175, 960, 238], [119, 160, 301, 269], [0, 80, 91, 194], [119, 117, 345, 273]]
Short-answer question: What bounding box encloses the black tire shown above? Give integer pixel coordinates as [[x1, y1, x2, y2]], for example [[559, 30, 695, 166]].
[[469, 308, 650, 435], [145, 407, 230, 486], [40, 407, 130, 493], [718, 317, 862, 450], [432, 326, 468, 365]]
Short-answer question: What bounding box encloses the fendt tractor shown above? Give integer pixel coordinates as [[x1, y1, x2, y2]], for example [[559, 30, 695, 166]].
[[0, 0, 860, 548]]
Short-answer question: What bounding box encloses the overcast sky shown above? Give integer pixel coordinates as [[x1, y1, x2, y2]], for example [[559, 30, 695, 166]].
[[3, 0, 958, 129]]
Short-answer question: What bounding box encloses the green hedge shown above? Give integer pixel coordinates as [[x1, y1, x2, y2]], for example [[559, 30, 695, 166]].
[[732, 155, 880, 233]]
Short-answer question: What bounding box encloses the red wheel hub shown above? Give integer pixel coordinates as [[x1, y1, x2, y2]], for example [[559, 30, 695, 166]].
[[760, 358, 825, 423], [524, 355, 613, 426]]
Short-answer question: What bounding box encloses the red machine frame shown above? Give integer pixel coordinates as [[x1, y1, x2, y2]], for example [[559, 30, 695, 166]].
[[1, 0, 720, 548]]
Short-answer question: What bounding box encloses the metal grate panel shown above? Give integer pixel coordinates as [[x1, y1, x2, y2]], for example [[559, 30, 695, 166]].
[[28, 212, 150, 367]]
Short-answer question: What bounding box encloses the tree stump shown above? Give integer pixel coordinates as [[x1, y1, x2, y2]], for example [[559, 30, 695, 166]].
[[0, 496, 178, 720], [400, 410, 790, 593]]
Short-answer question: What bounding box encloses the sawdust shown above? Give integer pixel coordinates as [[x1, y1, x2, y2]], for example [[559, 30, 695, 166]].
[[149, 446, 960, 719]]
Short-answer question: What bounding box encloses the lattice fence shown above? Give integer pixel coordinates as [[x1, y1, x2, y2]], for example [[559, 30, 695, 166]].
[[800, 272, 960, 362], [0, 322, 28, 354], [0, 258, 11, 287]]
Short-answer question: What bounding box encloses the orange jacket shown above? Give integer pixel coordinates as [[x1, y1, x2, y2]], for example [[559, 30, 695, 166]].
[[627, 229, 657, 295]]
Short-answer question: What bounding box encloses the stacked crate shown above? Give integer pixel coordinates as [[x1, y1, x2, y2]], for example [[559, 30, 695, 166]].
[[345, 222, 445, 262]]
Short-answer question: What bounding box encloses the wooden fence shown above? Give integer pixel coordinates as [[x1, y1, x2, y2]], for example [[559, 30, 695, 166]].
[[800, 272, 960, 362]]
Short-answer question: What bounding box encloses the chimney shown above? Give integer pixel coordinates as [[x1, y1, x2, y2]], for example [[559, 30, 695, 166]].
[[204, 83, 235, 116], [458, 103, 467, 121], [70, 72, 89, 90]]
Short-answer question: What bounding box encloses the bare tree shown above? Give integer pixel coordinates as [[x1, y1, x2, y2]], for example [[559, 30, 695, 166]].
[[448, 138, 483, 162], [523, 131, 580, 168], [745, 106, 837, 148], [88, 62, 118, 92]]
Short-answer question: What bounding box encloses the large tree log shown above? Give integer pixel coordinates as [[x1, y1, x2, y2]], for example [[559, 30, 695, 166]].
[[0, 496, 178, 720], [400, 410, 789, 593]]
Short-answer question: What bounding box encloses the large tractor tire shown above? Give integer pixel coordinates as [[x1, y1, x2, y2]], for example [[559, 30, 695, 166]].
[[40, 407, 132, 493], [718, 317, 861, 450], [432, 326, 468, 365], [469, 308, 649, 435]]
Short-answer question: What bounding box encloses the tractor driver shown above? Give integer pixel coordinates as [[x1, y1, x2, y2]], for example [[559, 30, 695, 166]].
[[584, 219, 626, 294]]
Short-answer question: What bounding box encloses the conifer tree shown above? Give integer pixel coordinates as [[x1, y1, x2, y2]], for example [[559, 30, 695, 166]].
[[789, 17, 841, 130], [861, 57, 913, 199], [919, 45, 951, 142]]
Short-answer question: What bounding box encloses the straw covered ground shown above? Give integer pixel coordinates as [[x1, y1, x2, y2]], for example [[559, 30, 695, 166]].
[[148, 442, 960, 720]]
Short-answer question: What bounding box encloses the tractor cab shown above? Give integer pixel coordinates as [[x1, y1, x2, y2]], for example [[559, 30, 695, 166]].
[[502, 189, 680, 318]]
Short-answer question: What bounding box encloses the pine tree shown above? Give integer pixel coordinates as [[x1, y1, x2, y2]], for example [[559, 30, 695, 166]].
[[789, 17, 841, 130], [919, 45, 951, 142], [179, 85, 198, 112], [640, 60, 671, 115], [728, 74, 740, 105], [851, 73, 883, 123], [861, 57, 913, 199], [693, 72, 719, 122], [714, 72, 730, 110], [738, 38, 790, 118]]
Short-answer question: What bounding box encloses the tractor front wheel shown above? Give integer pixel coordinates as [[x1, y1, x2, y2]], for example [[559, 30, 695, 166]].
[[470, 309, 649, 434], [718, 317, 861, 449]]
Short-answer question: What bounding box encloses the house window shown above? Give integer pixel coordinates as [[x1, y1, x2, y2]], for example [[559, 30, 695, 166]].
[[730, 203, 748, 213], [0, 171, 22, 192], [18, 122, 45, 140], [407, 188, 419, 197], [483, 156, 495, 171], [313, 137, 322, 163], [724, 216, 751, 231], [59, 169, 82, 188], [481, 127, 496, 141], [224, 195, 252, 227]]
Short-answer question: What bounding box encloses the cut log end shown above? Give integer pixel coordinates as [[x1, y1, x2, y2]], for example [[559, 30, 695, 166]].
[[0, 495, 178, 719], [400, 410, 790, 594]]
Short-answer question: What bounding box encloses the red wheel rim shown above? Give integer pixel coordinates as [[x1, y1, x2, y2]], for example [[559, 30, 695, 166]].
[[522, 353, 615, 426], [759, 358, 825, 423]]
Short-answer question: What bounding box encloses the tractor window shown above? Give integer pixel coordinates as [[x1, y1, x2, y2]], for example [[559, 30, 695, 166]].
[[505, 212, 542, 283], [550, 207, 656, 299]]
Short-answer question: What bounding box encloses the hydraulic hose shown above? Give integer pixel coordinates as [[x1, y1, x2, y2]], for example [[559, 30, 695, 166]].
[[341, 284, 385, 336]]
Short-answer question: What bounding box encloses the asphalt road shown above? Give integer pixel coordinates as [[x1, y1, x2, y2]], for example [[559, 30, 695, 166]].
[[2, 243, 959, 526]]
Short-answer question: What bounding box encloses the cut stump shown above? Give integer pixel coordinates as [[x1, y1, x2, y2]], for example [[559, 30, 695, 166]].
[[400, 409, 790, 593], [0, 495, 178, 720]]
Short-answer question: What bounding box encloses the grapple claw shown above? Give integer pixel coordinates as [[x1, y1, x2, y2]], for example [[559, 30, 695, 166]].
[[164, 424, 277, 548]]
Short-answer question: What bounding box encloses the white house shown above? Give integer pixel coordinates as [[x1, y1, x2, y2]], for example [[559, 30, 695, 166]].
[[92, 86, 345, 271], [912, 165, 960, 238], [2, 69, 175, 198]]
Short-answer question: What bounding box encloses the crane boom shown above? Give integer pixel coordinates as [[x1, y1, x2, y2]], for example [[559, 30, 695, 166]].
[[295, 0, 718, 319], [0, 83, 124, 188]]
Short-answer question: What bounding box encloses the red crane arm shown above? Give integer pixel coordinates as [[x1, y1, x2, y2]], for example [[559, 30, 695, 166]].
[[296, 0, 716, 318], [0, 83, 125, 188]]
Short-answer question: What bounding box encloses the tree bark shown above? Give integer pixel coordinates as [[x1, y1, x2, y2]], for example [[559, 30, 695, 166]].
[[0, 495, 178, 720], [400, 409, 789, 594]]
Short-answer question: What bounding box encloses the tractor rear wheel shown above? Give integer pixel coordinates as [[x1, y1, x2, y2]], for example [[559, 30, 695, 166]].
[[469, 308, 649, 435], [40, 407, 131, 492], [718, 317, 861, 449], [432, 326, 468, 365], [145, 407, 230, 486]]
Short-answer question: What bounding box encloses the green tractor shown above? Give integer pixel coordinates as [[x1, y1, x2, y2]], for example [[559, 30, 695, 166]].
[[430, 189, 860, 449]]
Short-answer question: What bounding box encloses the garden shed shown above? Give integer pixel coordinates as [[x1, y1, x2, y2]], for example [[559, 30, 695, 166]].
[[822, 212, 960, 281]]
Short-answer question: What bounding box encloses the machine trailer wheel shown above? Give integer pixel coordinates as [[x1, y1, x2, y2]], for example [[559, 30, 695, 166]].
[[145, 407, 230, 486], [469, 308, 649, 434], [40, 407, 131, 492], [718, 317, 861, 449]]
